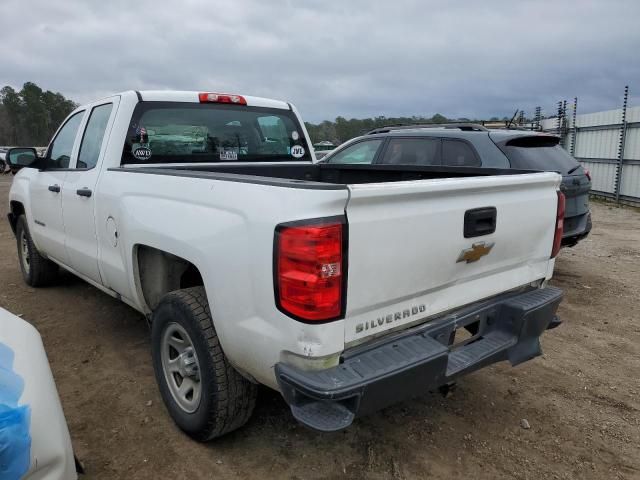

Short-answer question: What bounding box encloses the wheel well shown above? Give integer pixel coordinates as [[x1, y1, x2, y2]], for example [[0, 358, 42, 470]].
[[10, 201, 25, 217], [9, 201, 25, 234], [136, 245, 204, 311]]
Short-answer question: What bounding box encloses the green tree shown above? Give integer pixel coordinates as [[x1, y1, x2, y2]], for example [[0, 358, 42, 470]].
[[305, 113, 457, 144], [0, 82, 77, 146], [21, 82, 47, 145], [430, 113, 447, 123], [0, 86, 24, 144]]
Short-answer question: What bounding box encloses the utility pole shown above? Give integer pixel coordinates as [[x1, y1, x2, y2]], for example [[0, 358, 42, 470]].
[[556, 101, 563, 144], [614, 86, 629, 203], [570, 97, 578, 157]]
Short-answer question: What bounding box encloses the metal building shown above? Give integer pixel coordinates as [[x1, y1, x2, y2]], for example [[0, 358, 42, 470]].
[[538, 93, 640, 205]]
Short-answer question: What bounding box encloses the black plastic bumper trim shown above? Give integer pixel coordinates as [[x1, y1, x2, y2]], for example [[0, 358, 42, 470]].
[[276, 286, 563, 432]]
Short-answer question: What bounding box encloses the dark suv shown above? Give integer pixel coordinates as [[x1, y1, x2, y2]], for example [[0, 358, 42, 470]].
[[320, 124, 591, 246]]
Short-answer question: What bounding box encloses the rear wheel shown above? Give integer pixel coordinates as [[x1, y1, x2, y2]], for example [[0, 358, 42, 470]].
[[151, 287, 257, 441], [15, 215, 58, 287]]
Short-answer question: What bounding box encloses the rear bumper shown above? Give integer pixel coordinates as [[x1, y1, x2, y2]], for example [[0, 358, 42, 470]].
[[275, 286, 563, 432], [562, 211, 592, 246]]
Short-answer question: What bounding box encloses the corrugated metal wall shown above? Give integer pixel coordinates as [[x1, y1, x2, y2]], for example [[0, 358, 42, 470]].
[[539, 105, 640, 204]]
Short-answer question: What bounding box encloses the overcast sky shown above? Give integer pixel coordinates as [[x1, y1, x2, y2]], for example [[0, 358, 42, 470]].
[[1, 0, 638, 122]]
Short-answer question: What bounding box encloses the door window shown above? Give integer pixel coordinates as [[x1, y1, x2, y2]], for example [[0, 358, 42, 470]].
[[77, 103, 113, 169], [379, 138, 440, 165], [46, 111, 84, 169], [442, 140, 481, 167], [326, 140, 383, 164]]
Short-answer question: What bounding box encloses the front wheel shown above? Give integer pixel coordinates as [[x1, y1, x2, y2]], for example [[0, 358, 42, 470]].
[[151, 287, 257, 441], [15, 215, 58, 287]]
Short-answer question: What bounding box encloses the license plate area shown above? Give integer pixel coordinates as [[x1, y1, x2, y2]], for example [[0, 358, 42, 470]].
[[425, 304, 501, 351]]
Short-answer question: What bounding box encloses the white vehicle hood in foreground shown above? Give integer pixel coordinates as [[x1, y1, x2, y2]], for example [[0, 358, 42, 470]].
[[0, 308, 76, 480]]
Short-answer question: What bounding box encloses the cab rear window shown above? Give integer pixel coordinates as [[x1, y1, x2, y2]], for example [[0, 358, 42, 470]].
[[122, 102, 310, 164], [499, 136, 579, 174]]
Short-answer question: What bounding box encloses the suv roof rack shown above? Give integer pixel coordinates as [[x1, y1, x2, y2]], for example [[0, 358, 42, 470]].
[[366, 123, 489, 135]]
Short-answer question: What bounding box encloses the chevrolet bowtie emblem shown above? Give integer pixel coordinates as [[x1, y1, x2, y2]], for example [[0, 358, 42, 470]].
[[457, 241, 495, 263]]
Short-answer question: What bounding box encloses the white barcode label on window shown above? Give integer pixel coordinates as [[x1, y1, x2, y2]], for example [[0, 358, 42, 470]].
[[220, 151, 238, 161]]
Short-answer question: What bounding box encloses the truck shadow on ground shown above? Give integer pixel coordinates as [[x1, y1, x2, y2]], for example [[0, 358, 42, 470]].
[[199, 370, 559, 479]]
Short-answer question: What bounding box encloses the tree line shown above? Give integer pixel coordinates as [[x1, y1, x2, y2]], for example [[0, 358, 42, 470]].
[[0, 82, 78, 146], [0, 81, 516, 148], [304, 113, 513, 145]]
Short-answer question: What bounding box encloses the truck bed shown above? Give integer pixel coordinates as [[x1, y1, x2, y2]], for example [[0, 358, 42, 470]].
[[114, 163, 536, 189]]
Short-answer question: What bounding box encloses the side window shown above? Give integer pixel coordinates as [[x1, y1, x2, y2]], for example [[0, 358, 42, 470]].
[[77, 104, 113, 169], [327, 140, 383, 164], [379, 138, 440, 165], [442, 140, 481, 167], [47, 111, 84, 169]]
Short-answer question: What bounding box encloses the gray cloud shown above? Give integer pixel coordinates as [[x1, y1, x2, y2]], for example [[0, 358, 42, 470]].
[[1, 0, 638, 122]]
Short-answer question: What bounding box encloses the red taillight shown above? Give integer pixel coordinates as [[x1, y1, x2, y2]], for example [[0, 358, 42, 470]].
[[551, 191, 565, 258], [275, 219, 346, 322], [198, 92, 247, 105], [584, 168, 591, 182]]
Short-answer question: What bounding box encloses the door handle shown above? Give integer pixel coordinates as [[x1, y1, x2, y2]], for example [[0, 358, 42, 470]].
[[464, 207, 497, 238], [76, 188, 92, 198], [48, 184, 61, 193]]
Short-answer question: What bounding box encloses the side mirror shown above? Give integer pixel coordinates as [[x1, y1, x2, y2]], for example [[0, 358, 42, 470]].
[[6, 148, 39, 172]]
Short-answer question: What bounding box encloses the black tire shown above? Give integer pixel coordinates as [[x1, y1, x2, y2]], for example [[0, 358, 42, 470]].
[[15, 215, 58, 287], [151, 287, 257, 441]]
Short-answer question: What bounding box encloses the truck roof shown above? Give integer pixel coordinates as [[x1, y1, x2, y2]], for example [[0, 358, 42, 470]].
[[134, 90, 291, 110]]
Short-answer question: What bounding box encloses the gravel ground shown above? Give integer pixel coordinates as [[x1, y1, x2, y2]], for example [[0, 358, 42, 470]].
[[1, 174, 638, 480]]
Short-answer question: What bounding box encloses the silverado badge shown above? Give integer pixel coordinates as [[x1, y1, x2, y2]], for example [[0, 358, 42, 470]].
[[457, 241, 495, 263]]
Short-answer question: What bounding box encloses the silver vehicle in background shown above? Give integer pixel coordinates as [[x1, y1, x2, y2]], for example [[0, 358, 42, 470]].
[[0, 148, 8, 173], [314, 149, 334, 160]]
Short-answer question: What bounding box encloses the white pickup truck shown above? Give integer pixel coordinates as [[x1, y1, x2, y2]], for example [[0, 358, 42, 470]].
[[6, 90, 564, 440]]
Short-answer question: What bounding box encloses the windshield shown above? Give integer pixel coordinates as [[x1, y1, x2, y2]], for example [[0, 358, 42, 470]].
[[122, 102, 311, 164], [498, 136, 580, 174]]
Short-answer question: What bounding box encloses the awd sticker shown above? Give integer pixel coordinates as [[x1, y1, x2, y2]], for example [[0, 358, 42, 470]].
[[220, 151, 238, 161], [290, 145, 305, 158], [133, 146, 152, 161]]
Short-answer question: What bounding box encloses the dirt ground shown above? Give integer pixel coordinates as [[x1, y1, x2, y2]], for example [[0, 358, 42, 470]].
[[1, 174, 638, 480]]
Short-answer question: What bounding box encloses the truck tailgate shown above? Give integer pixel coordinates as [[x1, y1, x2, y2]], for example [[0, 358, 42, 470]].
[[344, 172, 560, 344]]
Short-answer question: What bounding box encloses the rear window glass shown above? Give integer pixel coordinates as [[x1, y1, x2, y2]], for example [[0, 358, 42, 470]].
[[122, 102, 311, 164], [500, 136, 579, 173]]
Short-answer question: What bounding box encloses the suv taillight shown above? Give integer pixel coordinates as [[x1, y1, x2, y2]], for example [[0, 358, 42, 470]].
[[551, 191, 565, 258], [275, 218, 346, 322]]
